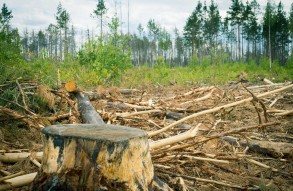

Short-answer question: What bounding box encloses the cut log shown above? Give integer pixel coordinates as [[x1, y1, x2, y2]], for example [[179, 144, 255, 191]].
[[31, 124, 171, 191], [75, 92, 105, 124], [64, 81, 78, 93]]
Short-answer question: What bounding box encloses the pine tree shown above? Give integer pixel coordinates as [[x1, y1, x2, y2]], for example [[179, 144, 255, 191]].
[[93, 0, 107, 39], [275, 2, 290, 65], [0, 3, 12, 32], [174, 28, 184, 66], [183, 1, 203, 57], [227, 0, 244, 60], [289, 3, 293, 52], [206, 0, 221, 64], [56, 2, 70, 61], [263, 1, 276, 65]]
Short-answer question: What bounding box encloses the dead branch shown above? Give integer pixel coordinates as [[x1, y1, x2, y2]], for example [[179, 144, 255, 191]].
[[182, 155, 230, 164], [157, 169, 245, 190], [0, 171, 25, 182], [179, 89, 214, 106], [148, 84, 293, 137], [150, 124, 201, 150], [15, 78, 29, 111], [117, 109, 162, 118], [0, 172, 37, 191], [246, 158, 278, 172], [0, 106, 39, 128], [0, 152, 43, 163], [159, 122, 280, 153], [0, 97, 36, 116], [263, 78, 274, 85], [275, 110, 293, 116], [243, 86, 268, 123]]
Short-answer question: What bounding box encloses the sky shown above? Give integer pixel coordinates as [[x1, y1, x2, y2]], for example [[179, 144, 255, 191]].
[[1, 0, 292, 37]]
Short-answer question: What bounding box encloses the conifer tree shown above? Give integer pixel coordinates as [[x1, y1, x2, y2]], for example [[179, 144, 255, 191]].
[[93, 0, 107, 39]]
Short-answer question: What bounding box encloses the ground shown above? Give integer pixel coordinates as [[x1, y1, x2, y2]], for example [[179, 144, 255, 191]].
[[0, 82, 292, 190]]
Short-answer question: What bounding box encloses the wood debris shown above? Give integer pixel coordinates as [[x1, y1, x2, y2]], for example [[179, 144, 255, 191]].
[[0, 80, 293, 190]]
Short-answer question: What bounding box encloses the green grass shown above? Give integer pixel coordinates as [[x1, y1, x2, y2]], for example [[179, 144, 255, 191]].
[[1, 57, 292, 90], [121, 60, 293, 88]]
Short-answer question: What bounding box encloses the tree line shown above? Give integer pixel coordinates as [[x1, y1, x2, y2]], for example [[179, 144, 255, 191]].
[[1, 0, 293, 68]]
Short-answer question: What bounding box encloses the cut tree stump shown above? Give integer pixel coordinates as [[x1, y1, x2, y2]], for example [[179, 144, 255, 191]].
[[31, 124, 171, 191]]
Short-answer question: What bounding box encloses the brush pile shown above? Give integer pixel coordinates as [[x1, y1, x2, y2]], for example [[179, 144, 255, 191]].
[[0, 79, 292, 190]]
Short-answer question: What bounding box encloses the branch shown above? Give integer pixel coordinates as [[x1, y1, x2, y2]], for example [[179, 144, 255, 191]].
[[150, 123, 201, 150], [148, 84, 293, 137], [160, 122, 280, 153], [157, 169, 245, 190]]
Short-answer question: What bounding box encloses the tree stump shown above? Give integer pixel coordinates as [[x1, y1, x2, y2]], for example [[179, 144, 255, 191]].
[[31, 124, 171, 191]]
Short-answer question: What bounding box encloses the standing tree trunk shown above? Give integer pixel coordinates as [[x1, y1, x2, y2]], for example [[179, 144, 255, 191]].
[[59, 29, 62, 61]]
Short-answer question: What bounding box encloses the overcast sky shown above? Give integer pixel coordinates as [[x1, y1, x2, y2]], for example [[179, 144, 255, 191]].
[[1, 0, 292, 37]]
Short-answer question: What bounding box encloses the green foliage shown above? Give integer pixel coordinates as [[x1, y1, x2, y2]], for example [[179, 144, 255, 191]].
[[121, 56, 293, 88], [78, 40, 131, 85]]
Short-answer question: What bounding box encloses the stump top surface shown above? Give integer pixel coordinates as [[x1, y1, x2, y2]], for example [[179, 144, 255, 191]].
[[42, 124, 146, 142]]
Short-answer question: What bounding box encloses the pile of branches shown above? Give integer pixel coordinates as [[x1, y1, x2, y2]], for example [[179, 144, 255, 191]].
[[0, 79, 293, 190], [0, 78, 80, 129]]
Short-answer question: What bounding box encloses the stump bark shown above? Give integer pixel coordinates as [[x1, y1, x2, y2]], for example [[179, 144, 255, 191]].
[[31, 124, 170, 191]]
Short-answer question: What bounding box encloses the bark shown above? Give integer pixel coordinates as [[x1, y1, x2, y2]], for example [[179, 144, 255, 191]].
[[75, 92, 104, 125]]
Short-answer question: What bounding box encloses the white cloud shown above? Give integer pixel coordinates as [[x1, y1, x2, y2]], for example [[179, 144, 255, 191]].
[[0, 0, 291, 36]]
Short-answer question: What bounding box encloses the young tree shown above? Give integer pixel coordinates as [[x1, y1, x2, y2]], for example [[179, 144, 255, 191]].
[[0, 3, 13, 32], [158, 28, 172, 62], [93, 0, 107, 38]]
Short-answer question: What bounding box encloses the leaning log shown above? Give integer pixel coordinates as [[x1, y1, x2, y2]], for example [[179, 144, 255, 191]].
[[31, 124, 171, 191], [75, 92, 105, 124]]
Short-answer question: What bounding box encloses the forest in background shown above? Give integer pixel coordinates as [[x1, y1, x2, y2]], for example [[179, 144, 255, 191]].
[[0, 0, 293, 87]]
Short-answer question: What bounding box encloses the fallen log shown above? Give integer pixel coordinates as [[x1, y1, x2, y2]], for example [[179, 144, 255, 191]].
[[75, 92, 105, 124], [31, 124, 171, 191], [223, 137, 293, 158]]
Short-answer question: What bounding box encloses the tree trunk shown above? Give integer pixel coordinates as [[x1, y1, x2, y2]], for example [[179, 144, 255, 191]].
[[59, 29, 62, 61], [31, 124, 171, 191], [76, 92, 105, 125]]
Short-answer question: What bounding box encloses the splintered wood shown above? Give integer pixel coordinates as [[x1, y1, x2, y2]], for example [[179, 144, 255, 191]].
[[0, 81, 293, 190]]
